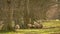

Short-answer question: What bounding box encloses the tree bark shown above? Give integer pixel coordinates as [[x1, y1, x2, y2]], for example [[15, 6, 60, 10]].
[[23, 0, 31, 28], [1, 0, 15, 31]]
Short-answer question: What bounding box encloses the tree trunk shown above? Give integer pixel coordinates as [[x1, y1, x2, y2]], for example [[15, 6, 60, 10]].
[[23, 0, 30, 28], [1, 0, 15, 31], [58, 0, 60, 19]]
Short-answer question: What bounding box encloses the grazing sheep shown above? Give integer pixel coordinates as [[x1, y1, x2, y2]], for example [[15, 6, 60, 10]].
[[27, 24, 33, 29], [27, 23, 43, 29], [33, 22, 43, 29], [15, 24, 20, 30], [27, 24, 32, 27]]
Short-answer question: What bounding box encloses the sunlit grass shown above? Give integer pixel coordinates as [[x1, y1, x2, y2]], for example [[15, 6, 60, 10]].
[[42, 20, 60, 28], [0, 20, 60, 34], [0, 28, 60, 34]]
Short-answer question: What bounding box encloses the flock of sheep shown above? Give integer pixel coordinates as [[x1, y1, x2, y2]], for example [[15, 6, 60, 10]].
[[15, 21, 43, 29]]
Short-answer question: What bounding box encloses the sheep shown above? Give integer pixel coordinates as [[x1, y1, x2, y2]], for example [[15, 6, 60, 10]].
[[33, 22, 43, 29], [27, 24, 33, 29], [14, 24, 20, 30], [27, 23, 43, 29]]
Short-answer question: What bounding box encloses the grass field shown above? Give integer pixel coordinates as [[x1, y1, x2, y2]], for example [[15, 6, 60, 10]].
[[0, 20, 60, 34]]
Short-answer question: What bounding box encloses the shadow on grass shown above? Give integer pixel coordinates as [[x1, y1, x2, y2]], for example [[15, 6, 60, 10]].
[[0, 30, 16, 33]]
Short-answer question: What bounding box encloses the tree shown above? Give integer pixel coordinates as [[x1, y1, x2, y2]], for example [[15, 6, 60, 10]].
[[0, 0, 59, 30], [23, 0, 31, 28], [58, 0, 60, 19], [1, 0, 15, 31]]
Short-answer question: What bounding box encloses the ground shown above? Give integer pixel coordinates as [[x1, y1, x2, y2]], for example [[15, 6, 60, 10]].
[[0, 20, 60, 34]]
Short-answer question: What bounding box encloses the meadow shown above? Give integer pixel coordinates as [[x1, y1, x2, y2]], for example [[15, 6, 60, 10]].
[[0, 20, 60, 34]]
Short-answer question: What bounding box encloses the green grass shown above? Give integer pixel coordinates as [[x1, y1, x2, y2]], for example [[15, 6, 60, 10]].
[[0, 28, 60, 34], [42, 20, 60, 28], [0, 20, 60, 34]]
